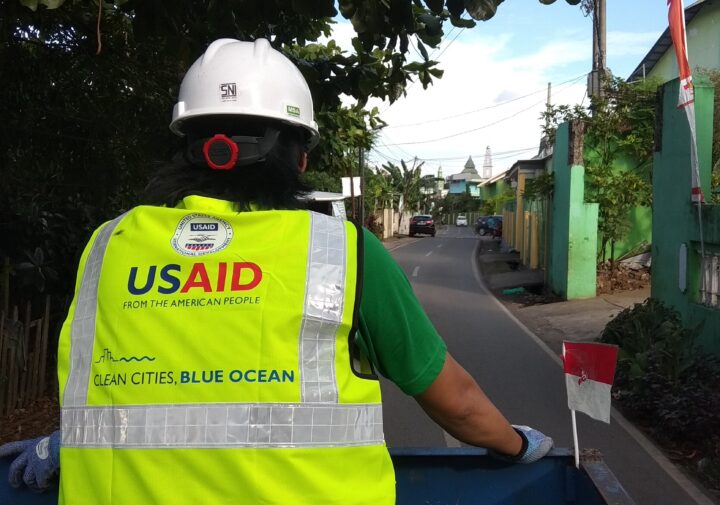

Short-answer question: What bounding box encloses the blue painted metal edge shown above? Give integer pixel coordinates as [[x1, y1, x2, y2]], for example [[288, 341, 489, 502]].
[[389, 447, 574, 458]]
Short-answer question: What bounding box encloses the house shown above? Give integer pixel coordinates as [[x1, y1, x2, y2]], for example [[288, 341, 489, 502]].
[[503, 155, 551, 270], [447, 156, 484, 196], [628, 0, 720, 83], [479, 169, 510, 208]]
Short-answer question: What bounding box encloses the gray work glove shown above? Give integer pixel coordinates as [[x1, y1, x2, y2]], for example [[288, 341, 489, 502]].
[[0, 431, 60, 491], [490, 425, 553, 464]]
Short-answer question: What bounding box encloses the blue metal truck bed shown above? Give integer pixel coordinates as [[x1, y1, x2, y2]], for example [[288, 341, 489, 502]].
[[0, 447, 634, 504]]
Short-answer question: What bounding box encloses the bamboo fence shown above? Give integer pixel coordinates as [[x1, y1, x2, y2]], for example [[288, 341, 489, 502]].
[[0, 256, 53, 416], [0, 297, 52, 416]]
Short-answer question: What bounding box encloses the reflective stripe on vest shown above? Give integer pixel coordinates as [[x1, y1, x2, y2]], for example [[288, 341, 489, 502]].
[[64, 214, 126, 408], [61, 211, 383, 449], [300, 212, 345, 403], [61, 403, 383, 448]]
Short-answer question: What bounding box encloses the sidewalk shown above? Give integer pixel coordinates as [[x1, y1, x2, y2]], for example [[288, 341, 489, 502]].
[[473, 236, 649, 355]]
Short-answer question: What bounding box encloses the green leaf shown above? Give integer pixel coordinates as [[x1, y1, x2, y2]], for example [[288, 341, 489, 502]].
[[449, 16, 477, 28], [446, 0, 464, 17], [464, 0, 505, 21], [41, 0, 65, 8], [339, 0, 357, 18], [416, 38, 429, 60], [418, 13, 442, 36], [424, 0, 444, 14], [291, 0, 337, 18], [404, 61, 425, 72], [20, 0, 39, 11]]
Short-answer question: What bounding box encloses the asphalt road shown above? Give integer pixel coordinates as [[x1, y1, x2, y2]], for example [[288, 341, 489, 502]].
[[380, 224, 711, 505]]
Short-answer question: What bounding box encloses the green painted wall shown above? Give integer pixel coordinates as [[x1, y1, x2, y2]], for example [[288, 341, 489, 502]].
[[613, 206, 652, 258], [582, 149, 653, 260], [480, 185, 491, 200], [548, 123, 599, 299], [567, 166, 599, 299], [549, 125, 570, 295], [479, 179, 510, 214], [652, 77, 719, 354], [650, 1, 720, 83]]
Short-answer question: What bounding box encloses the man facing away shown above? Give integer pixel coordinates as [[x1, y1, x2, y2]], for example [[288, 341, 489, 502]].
[[0, 38, 552, 504]]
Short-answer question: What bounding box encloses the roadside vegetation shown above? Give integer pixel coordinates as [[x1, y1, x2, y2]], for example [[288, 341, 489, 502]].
[[600, 299, 720, 497], [702, 69, 720, 203], [542, 76, 658, 264]]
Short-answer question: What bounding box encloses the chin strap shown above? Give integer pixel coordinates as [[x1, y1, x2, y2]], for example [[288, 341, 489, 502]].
[[185, 127, 280, 170]]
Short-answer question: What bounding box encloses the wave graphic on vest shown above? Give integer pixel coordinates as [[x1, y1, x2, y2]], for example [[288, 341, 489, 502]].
[[95, 348, 156, 364]]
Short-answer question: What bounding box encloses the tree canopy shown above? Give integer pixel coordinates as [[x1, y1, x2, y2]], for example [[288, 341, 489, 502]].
[[1, 0, 586, 301]]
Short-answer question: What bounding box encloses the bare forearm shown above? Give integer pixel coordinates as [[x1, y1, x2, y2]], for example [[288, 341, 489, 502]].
[[415, 353, 522, 456]]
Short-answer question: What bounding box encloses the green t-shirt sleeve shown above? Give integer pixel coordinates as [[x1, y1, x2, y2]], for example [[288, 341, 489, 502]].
[[356, 228, 447, 396]]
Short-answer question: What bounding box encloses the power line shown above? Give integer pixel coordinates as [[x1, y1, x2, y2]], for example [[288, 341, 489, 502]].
[[377, 137, 415, 160], [370, 147, 405, 164], [411, 146, 537, 163], [431, 23, 465, 61], [382, 97, 549, 146], [380, 73, 588, 147], [385, 73, 586, 129]]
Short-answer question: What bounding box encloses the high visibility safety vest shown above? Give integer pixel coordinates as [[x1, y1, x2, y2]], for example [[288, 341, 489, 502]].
[[57, 195, 395, 505]]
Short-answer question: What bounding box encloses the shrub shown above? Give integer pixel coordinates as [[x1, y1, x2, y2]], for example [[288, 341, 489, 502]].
[[600, 298, 720, 444]]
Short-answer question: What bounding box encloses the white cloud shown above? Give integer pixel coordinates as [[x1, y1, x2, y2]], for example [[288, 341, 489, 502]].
[[607, 31, 659, 58], [319, 23, 656, 178], [323, 20, 356, 51], [368, 35, 588, 177]]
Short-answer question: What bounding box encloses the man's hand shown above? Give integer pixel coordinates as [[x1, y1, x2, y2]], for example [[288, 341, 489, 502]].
[[491, 425, 553, 464], [0, 431, 60, 491]]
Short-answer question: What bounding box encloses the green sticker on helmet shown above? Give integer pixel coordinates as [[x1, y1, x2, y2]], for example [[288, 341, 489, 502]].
[[286, 105, 301, 117]]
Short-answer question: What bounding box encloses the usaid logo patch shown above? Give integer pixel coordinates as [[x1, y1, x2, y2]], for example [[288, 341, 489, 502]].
[[172, 214, 233, 257], [191, 222, 218, 232]]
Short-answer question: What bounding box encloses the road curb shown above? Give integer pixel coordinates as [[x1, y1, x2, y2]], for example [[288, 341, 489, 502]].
[[470, 240, 717, 505]]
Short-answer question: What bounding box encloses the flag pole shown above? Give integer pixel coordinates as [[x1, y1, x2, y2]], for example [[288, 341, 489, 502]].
[[571, 410, 580, 469]]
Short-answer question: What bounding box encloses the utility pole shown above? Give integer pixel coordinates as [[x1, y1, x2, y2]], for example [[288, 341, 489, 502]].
[[359, 147, 365, 226], [545, 81, 552, 129], [586, 0, 606, 100], [349, 157, 356, 222]]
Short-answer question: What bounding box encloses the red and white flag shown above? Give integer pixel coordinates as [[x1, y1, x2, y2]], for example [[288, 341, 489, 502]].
[[562, 342, 618, 424], [668, 0, 704, 203]]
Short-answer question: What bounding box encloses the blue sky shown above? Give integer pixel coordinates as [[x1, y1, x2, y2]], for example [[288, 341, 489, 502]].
[[329, 0, 692, 177]]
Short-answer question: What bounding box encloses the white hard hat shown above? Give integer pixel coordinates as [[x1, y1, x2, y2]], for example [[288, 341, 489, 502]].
[[170, 38, 319, 150]]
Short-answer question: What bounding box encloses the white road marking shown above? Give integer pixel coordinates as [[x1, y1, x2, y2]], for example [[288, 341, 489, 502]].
[[443, 431, 462, 448], [412, 266, 420, 277], [437, 244, 443, 248], [425, 251, 433, 257]]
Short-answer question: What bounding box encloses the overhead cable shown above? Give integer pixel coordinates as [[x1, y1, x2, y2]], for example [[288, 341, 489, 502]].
[[385, 73, 586, 129]]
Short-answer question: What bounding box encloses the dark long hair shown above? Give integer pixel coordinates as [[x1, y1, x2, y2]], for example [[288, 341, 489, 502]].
[[143, 116, 311, 210]]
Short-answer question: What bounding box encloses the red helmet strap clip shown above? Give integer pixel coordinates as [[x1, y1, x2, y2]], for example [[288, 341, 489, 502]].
[[202, 134, 239, 170]]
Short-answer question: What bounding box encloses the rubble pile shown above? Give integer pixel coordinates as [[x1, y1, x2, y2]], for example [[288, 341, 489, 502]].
[[597, 261, 651, 294]]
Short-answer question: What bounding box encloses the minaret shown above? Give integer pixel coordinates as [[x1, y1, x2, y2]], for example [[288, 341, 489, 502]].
[[437, 165, 444, 192], [482, 146, 492, 179]]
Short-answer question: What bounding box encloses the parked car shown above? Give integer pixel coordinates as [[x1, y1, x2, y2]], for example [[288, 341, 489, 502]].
[[409, 215, 436, 237], [475, 215, 503, 237], [455, 214, 468, 227]]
